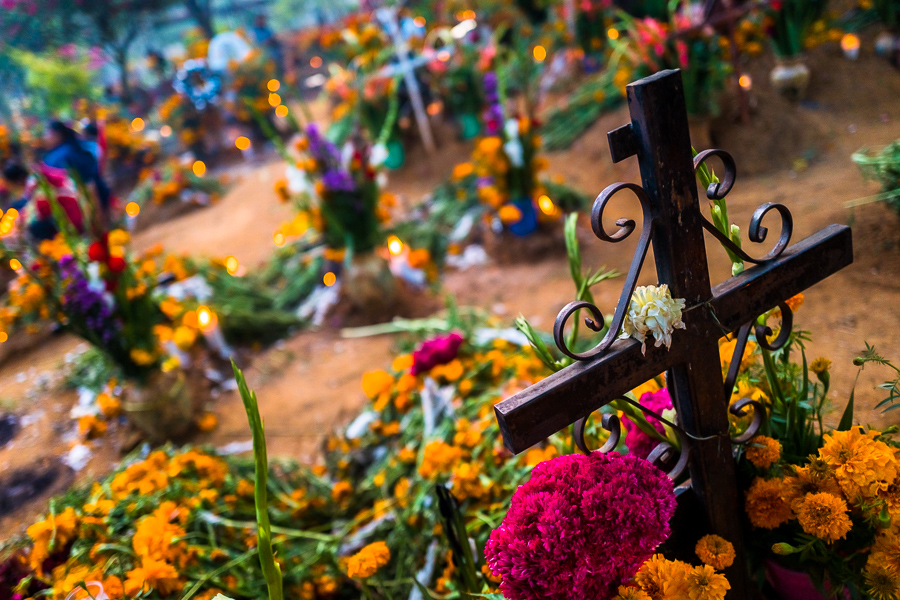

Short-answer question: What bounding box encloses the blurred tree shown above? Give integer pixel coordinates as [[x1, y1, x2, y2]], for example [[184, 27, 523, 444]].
[[183, 0, 216, 39], [70, 0, 177, 104]]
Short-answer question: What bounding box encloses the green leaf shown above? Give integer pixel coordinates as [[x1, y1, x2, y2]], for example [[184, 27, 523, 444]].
[[837, 383, 856, 432], [232, 361, 284, 600]]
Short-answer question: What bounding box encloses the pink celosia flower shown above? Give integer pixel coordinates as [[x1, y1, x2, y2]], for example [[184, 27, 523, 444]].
[[485, 451, 676, 600], [622, 388, 674, 459], [410, 332, 464, 375]]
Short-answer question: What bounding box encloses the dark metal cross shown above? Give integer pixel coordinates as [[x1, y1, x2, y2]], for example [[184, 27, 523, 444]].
[[493, 70, 852, 599]]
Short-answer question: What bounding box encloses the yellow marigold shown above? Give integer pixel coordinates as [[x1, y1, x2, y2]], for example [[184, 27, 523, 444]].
[[634, 554, 690, 599], [819, 427, 899, 500], [96, 392, 121, 418], [108, 229, 130, 247], [498, 204, 523, 225], [614, 585, 652, 600], [173, 326, 197, 351], [686, 564, 730, 600], [864, 564, 900, 600], [392, 354, 413, 372], [745, 436, 782, 470], [452, 162, 474, 180], [871, 532, 900, 573], [795, 492, 852, 542], [523, 445, 558, 467], [810, 357, 832, 376], [631, 379, 661, 399], [346, 541, 391, 579], [196, 412, 218, 432], [237, 479, 255, 497], [132, 502, 188, 563], [719, 337, 757, 372], [362, 370, 394, 399], [451, 462, 486, 501], [26, 507, 78, 574], [124, 557, 183, 596], [477, 137, 502, 155], [784, 293, 804, 312], [79, 415, 107, 440], [782, 464, 842, 511], [695, 535, 735, 571], [419, 441, 463, 479], [745, 477, 793, 530], [332, 480, 352, 503], [130, 348, 157, 366], [394, 477, 411, 507]]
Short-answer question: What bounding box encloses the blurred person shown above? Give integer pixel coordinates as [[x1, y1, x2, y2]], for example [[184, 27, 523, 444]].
[[252, 14, 284, 75], [1, 162, 85, 241], [81, 122, 104, 166], [42, 120, 111, 222]]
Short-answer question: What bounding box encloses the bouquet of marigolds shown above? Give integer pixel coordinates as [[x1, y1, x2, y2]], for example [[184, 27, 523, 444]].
[[450, 70, 559, 236], [274, 124, 391, 256], [0, 189, 204, 383]]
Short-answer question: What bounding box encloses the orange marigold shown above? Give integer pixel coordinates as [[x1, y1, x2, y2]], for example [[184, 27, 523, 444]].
[[345, 541, 391, 579], [695, 535, 735, 571], [745, 436, 782, 470], [819, 427, 899, 500], [795, 492, 852, 542], [745, 477, 793, 530]]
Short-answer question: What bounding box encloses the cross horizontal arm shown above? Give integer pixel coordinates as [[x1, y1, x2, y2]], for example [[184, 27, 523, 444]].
[[495, 223, 852, 453]]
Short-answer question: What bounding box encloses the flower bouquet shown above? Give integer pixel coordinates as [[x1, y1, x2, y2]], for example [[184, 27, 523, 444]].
[[614, 7, 731, 121], [0, 191, 210, 439], [273, 124, 401, 313], [764, 0, 831, 99]]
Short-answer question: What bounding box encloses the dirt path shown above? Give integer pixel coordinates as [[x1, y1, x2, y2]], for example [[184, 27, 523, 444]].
[[3, 44, 900, 535]]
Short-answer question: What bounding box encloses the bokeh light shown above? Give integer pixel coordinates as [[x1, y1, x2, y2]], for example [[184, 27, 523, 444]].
[[323, 272, 337, 287], [273, 233, 286, 247], [126, 202, 141, 217], [533, 46, 547, 62], [388, 235, 403, 256], [235, 136, 251, 151], [131, 118, 145, 132], [275, 105, 289, 118], [225, 256, 239, 275], [192, 160, 207, 177], [9, 259, 21, 271], [310, 56, 323, 68], [267, 79, 281, 92], [268, 93, 281, 107], [160, 125, 172, 137]]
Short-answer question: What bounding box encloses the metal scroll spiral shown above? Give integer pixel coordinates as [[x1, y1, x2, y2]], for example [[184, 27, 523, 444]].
[[553, 182, 655, 361], [722, 300, 793, 444], [573, 397, 690, 481], [693, 149, 794, 265]]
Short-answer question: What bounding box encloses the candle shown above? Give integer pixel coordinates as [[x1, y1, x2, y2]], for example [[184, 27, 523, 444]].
[[841, 34, 860, 60], [197, 305, 233, 359]]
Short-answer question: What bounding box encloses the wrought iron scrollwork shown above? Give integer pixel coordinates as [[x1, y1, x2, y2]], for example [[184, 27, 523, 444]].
[[572, 396, 690, 480], [730, 397, 766, 444], [693, 149, 794, 265], [573, 412, 620, 455], [553, 182, 655, 361], [721, 300, 791, 444]]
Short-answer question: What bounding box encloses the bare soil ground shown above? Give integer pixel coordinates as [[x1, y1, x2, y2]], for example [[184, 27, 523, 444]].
[[3, 40, 900, 534]]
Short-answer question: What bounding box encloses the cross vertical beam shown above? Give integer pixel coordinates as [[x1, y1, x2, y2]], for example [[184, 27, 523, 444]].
[[622, 70, 753, 599]]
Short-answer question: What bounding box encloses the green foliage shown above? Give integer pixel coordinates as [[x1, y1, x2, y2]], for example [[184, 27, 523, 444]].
[[233, 361, 284, 600], [9, 49, 99, 118], [854, 343, 900, 414], [767, 0, 830, 58], [852, 140, 900, 217], [541, 69, 626, 151], [62, 347, 121, 392]]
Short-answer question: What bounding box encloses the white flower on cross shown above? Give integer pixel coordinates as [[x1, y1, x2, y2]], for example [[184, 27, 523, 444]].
[[620, 284, 686, 354]]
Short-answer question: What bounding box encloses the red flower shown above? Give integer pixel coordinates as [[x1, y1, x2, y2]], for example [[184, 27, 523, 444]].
[[88, 242, 107, 262], [411, 332, 464, 375], [107, 256, 126, 273]]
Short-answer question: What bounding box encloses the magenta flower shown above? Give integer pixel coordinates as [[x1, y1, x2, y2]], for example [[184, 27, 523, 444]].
[[622, 388, 673, 459], [485, 451, 675, 600], [410, 332, 464, 375]]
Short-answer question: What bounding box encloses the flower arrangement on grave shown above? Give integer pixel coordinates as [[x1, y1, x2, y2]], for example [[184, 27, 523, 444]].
[[0, 189, 210, 439], [852, 137, 900, 217], [613, 8, 732, 119], [574, 0, 615, 59], [763, 0, 839, 99], [448, 70, 563, 238], [485, 451, 733, 600], [429, 43, 486, 139], [741, 422, 900, 599], [127, 158, 228, 212], [220, 49, 279, 134]]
